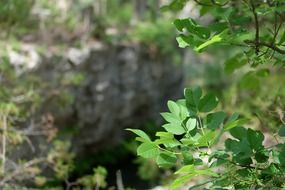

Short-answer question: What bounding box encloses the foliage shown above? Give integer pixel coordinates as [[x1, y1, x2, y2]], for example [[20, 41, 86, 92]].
[[171, 0, 285, 70], [131, 18, 177, 55], [128, 87, 285, 189], [76, 166, 108, 190], [129, 0, 285, 189], [0, 0, 34, 33]]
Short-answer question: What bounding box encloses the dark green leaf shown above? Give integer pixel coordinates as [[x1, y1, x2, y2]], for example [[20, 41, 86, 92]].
[[206, 111, 226, 130], [156, 152, 177, 168], [229, 127, 247, 140], [224, 118, 249, 130], [198, 93, 219, 113], [182, 149, 194, 165], [224, 55, 247, 74], [278, 125, 285, 137], [184, 87, 202, 113], [247, 128, 264, 151], [194, 29, 228, 52]]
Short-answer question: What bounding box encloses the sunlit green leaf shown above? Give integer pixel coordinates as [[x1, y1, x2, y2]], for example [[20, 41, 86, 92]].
[[137, 142, 159, 158], [126, 128, 151, 142], [162, 123, 185, 135]]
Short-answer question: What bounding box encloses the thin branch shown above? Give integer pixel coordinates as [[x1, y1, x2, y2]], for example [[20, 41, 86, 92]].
[[116, 170, 125, 190], [214, 156, 264, 170], [244, 40, 285, 54], [0, 157, 46, 186], [250, 0, 260, 55], [1, 114, 7, 174], [189, 179, 213, 190]]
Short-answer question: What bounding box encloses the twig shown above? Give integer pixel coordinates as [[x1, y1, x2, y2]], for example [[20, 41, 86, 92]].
[[116, 170, 124, 190], [65, 179, 78, 190], [188, 179, 213, 190], [0, 157, 46, 186], [244, 40, 285, 54], [250, 0, 260, 55], [1, 114, 7, 174]]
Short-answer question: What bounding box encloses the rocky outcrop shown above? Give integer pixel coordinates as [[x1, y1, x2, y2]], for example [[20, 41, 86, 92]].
[[19, 43, 183, 155], [71, 44, 183, 153]]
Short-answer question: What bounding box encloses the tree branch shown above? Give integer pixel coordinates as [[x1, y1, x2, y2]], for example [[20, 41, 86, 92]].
[[250, 0, 260, 55], [245, 40, 285, 54]]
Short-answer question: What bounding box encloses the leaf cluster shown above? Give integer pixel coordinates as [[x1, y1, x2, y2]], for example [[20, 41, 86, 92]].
[[128, 87, 285, 189]]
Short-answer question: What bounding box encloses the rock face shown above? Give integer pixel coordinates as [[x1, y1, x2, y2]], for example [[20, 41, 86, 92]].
[[29, 44, 183, 155], [72, 44, 183, 153]]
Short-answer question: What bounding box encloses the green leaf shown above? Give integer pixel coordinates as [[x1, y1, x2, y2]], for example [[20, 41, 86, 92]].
[[137, 142, 159, 158], [154, 137, 181, 148], [169, 174, 195, 190], [229, 127, 247, 140], [256, 69, 270, 77], [167, 100, 188, 120], [182, 149, 194, 165], [224, 118, 249, 130], [156, 152, 177, 168], [278, 125, 285, 137], [240, 72, 260, 90], [225, 138, 252, 158], [227, 112, 240, 122], [174, 18, 210, 40], [126, 128, 151, 142], [195, 26, 211, 40], [278, 31, 285, 44], [198, 93, 219, 113], [175, 164, 194, 174], [161, 112, 180, 124], [224, 55, 247, 74], [197, 131, 216, 146], [255, 149, 269, 163], [180, 138, 197, 146], [206, 111, 226, 130], [184, 87, 202, 113], [247, 128, 264, 151], [174, 18, 189, 32], [195, 169, 219, 177], [175, 165, 218, 177], [168, 100, 180, 116], [162, 123, 185, 135], [234, 152, 253, 165], [209, 150, 229, 163], [194, 29, 228, 52], [225, 139, 242, 154], [186, 118, 196, 131], [156, 131, 174, 138], [162, 0, 187, 12], [277, 145, 285, 166], [176, 34, 197, 48]]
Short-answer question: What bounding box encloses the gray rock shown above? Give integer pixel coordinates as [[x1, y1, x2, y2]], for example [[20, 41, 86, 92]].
[[21, 44, 183, 156], [72, 44, 183, 153]]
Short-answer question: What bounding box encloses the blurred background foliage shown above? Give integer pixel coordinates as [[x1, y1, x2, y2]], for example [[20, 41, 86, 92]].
[[0, 0, 284, 189]]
